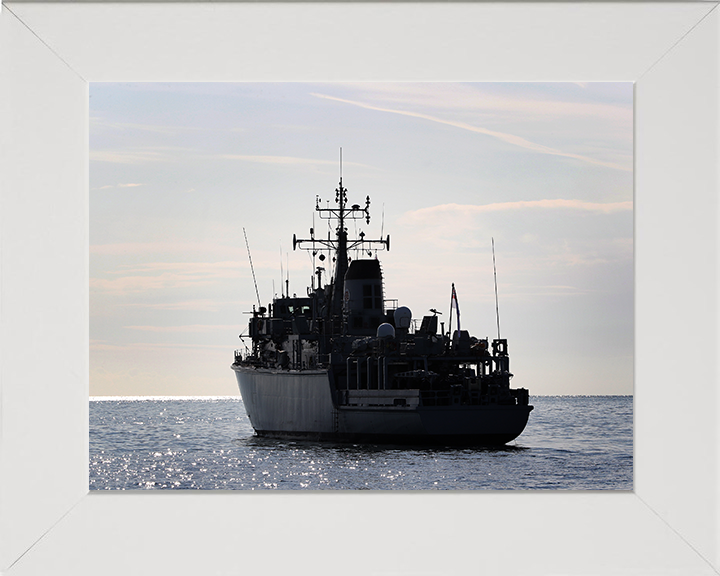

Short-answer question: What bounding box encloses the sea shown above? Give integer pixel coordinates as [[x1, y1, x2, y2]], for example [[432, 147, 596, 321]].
[[89, 395, 632, 490]]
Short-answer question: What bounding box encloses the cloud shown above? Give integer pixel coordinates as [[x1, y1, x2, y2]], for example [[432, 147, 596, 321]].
[[90, 274, 211, 294], [90, 261, 242, 295], [90, 147, 193, 164], [94, 183, 145, 190], [89, 243, 289, 280], [392, 201, 634, 273], [90, 341, 232, 351], [124, 299, 237, 312], [331, 83, 631, 124], [91, 150, 170, 164], [89, 116, 218, 135], [221, 154, 373, 170], [311, 93, 631, 172], [91, 119, 184, 134], [402, 199, 633, 222], [123, 324, 239, 333], [110, 261, 239, 274], [90, 242, 239, 256]]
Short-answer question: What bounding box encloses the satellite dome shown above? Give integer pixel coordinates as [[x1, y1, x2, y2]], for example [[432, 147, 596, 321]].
[[376, 323, 396, 339], [394, 306, 412, 329]]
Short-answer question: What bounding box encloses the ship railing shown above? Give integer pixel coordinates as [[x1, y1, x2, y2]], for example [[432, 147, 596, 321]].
[[346, 355, 390, 390], [384, 298, 398, 311]]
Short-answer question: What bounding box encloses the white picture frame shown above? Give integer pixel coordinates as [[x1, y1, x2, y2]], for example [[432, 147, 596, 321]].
[[1, 2, 718, 575]]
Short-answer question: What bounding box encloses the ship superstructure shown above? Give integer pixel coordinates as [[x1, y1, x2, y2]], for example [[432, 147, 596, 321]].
[[232, 173, 532, 445]]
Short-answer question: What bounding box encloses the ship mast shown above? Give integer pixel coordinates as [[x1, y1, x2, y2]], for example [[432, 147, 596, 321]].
[[293, 153, 390, 321], [332, 176, 350, 317]]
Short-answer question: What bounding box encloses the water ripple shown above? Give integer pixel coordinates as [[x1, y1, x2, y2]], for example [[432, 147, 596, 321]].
[[90, 396, 632, 490]]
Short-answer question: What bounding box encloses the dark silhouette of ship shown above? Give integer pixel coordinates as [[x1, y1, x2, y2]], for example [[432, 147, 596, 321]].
[[232, 169, 532, 445]]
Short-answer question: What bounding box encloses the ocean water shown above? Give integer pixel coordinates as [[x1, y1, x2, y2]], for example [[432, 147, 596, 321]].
[[89, 395, 632, 490]]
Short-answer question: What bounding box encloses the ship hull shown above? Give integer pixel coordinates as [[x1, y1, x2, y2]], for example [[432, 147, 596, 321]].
[[233, 365, 532, 445]]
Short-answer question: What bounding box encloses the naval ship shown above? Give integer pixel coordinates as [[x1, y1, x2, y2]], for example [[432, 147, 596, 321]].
[[232, 175, 533, 445]]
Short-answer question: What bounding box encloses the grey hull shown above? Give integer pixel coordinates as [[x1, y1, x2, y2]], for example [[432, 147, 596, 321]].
[[233, 365, 532, 445], [234, 366, 335, 434]]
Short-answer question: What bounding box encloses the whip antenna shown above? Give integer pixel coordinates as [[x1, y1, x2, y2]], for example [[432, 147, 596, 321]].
[[492, 237, 501, 339], [243, 227, 262, 308]]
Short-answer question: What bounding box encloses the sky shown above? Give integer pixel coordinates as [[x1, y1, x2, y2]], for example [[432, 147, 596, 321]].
[[89, 82, 633, 397]]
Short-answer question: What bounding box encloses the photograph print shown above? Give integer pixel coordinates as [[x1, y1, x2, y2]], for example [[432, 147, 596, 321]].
[[90, 82, 633, 490]]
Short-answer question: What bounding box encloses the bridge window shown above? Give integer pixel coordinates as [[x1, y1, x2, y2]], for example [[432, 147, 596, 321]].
[[363, 284, 382, 309], [363, 285, 372, 309]]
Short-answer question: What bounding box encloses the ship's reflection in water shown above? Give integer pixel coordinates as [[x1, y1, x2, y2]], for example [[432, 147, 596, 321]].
[[90, 395, 631, 490]]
